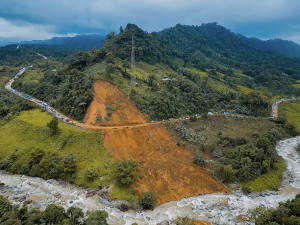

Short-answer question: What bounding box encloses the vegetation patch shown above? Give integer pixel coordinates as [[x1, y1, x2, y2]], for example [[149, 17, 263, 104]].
[[278, 99, 300, 132], [252, 194, 300, 224], [0, 109, 136, 201], [241, 156, 285, 192], [166, 116, 289, 190], [0, 195, 109, 225]]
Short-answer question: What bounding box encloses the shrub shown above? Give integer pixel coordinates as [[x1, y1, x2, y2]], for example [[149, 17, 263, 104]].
[[39, 153, 60, 179], [114, 160, 139, 186], [85, 210, 108, 225], [30, 149, 45, 163], [193, 154, 205, 167], [85, 166, 100, 182], [268, 128, 283, 143], [190, 116, 197, 122], [175, 123, 205, 145], [47, 117, 60, 135], [173, 216, 195, 225], [140, 191, 156, 210]]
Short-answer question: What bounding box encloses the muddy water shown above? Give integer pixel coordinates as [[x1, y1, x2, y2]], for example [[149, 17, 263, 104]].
[[1, 137, 300, 225]]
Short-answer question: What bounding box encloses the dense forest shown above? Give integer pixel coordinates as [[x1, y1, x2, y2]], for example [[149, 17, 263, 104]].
[[237, 33, 300, 59], [11, 23, 300, 121]]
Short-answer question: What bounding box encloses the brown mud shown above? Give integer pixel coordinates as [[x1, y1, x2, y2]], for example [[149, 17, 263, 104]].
[[85, 80, 229, 206], [84, 80, 147, 126]]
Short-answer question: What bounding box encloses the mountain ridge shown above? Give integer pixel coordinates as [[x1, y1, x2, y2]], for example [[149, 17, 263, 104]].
[[237, 33, 300, 59]]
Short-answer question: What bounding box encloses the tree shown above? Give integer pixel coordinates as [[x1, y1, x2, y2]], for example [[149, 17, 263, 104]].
[[84, 210, 108, 225], [66, 206, 84, 225], [106, 31, 116, 39], [256, 137, 271, 154], [60, 153, 77, 174], [220, 165, 237, 183], [140, 191, 156, 210], [44, 204, 65, 224], [114, 160, 139, 186], [0, 196, 14, 218], [47, 117, 60, 135], [39, 153, 60, 179], [119, 26, 124, 34]]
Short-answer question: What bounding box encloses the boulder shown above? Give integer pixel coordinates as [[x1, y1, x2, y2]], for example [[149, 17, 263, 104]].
[[17, 196, 26, 202], [236, 215, 250, 222], [86, 190, 97, 197], [23, 199, 32, 206], [53, 192, 61, 198], [157, 220, 169, 225], [119, 203, 129, 212]]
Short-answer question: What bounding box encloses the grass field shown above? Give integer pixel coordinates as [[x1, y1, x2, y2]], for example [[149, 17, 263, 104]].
[[0, 109, 136, 201], [278, 99, 300, 131]]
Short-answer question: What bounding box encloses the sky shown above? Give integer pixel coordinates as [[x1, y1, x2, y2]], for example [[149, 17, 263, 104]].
[[1, 0, 300, 45]]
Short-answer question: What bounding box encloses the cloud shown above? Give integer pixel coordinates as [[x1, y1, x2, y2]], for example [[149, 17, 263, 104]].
[[0, 18, 77, 43], [0, 0, 300, 43]]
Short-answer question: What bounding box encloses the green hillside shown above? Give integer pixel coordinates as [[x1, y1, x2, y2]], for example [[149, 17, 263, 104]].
[[12, 23, 300, 121], [0, 109, 135, 201]]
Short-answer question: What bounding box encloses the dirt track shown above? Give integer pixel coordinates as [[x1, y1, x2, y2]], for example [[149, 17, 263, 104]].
[[86, 80, 229, 206]]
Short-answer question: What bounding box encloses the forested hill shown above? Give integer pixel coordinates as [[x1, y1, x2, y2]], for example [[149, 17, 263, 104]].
[[11, 23, 300, 121], [102, 23, 300, 80], [20, 34, 107, 50], [237, 33, 300, 59]]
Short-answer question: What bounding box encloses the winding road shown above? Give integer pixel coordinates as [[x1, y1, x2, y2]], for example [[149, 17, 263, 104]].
[[5, 66, 298, 130]]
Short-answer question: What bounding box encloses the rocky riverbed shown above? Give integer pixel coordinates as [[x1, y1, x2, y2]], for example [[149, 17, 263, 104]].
[[1, 137, 300, 224]]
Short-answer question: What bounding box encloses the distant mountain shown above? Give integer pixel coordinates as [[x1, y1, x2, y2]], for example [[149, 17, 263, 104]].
[[237, 34, 300, 59], [20, 34, 106, 50], [0, 44, 78, 65]]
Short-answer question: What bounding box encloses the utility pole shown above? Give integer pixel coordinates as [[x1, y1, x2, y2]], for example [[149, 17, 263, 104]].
[[130, 34, 137, 86]]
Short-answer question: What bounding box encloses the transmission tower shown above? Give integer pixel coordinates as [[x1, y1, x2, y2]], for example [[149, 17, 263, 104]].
[[130, 34, 137, 86]]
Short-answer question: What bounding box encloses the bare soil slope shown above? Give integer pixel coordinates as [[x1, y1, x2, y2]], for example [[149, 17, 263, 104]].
[[86, 80, 228, 206], [84, 80, 147, 126]]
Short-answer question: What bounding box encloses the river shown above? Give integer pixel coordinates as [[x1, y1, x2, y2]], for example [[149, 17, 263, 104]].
[[1, 137, 300, 224]]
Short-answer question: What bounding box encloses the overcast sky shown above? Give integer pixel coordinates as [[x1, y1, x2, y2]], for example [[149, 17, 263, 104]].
[[1, 0, 300, 44]]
